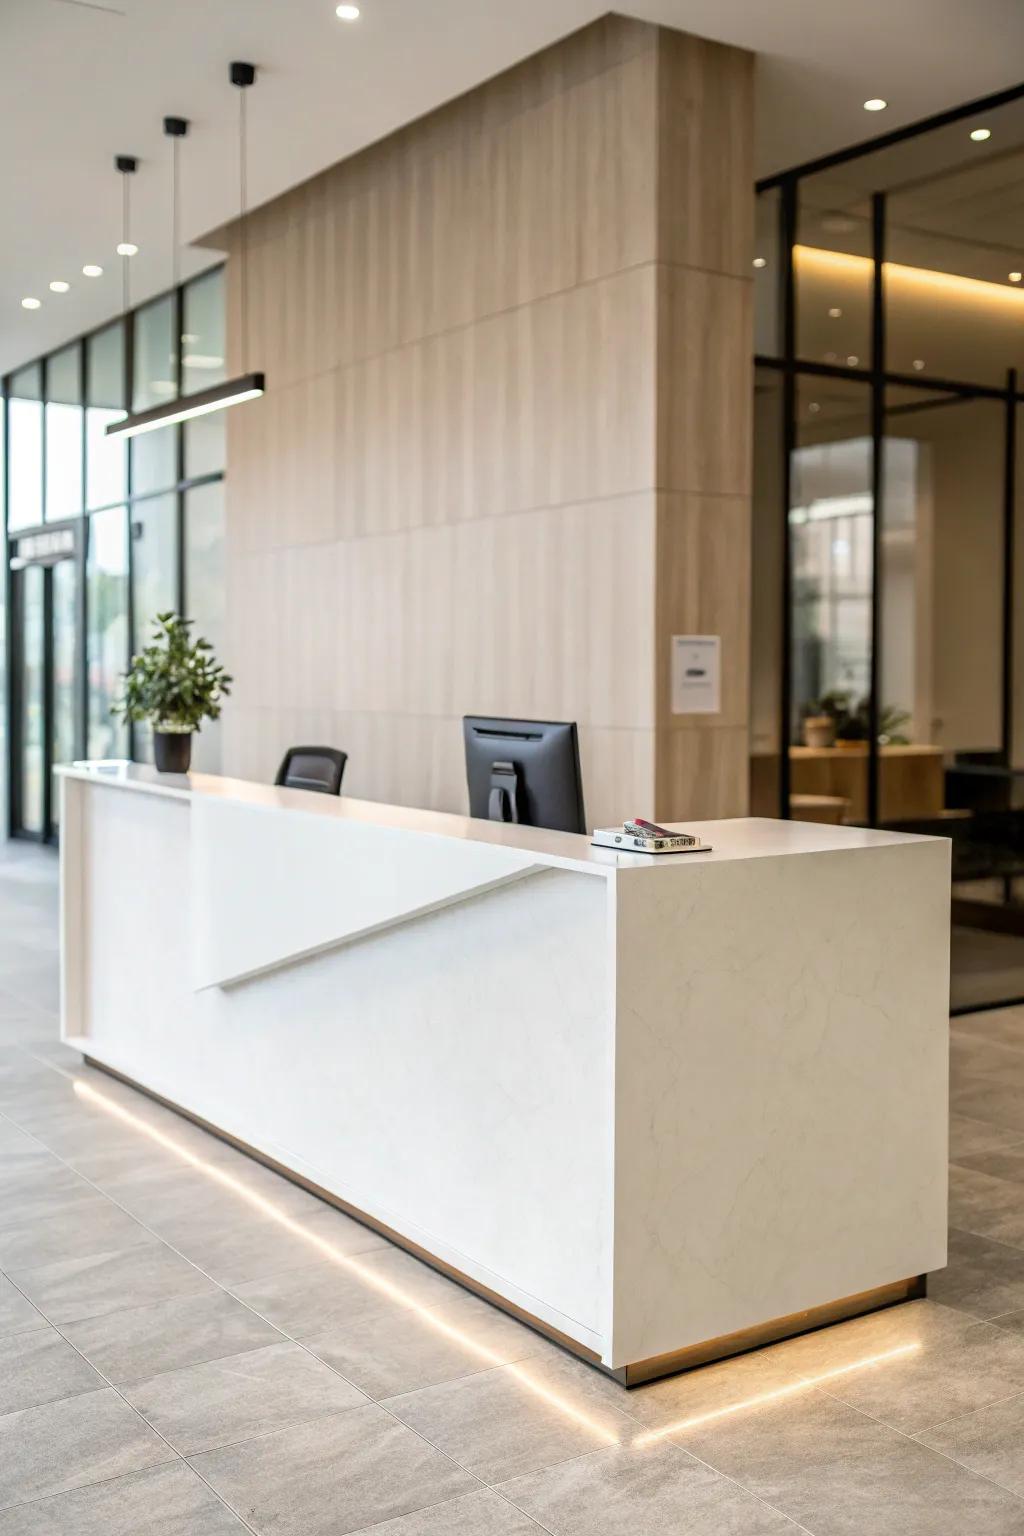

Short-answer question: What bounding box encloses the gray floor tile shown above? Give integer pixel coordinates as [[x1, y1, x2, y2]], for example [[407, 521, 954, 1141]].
[[930, 1228, 1024, 1319], [0, 1386, 174, 1510], [664, 1387, 1024, 1535], [155, 1200, 391, 1288], [950, 1163, 1024, 1248], [0, 1168, 106, 1228], [348, 1488, 547, 1534], [190, 1402, 478, 1536], [63, 1287, 286, 1383], [0, 1194, 158, 1270], [232, 1246, 462, 1338], [306, 1291, 552, 1400], [627, 1345, 807, 1437], [918, 1391, 1024, 1497], [951, 1079, 1024, 1135], [382, 1353, 639, 1484], [10, 1238, 220, 1325], [763, 1298, 1024, 1434], [0, 1273, 44, 1338], [499, 1442, 803, 1534], [0, 1459, 248, 1535], [124, 1340, 366, 1454], [0, 1325, 103, 1415], [958, 1147, 1024, 1185]]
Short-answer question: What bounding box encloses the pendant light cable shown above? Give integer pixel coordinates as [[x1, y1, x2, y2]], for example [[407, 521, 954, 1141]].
[[115, 155, 137, 311], [230, 62, 256, 376], [163, 117, 189, 388]]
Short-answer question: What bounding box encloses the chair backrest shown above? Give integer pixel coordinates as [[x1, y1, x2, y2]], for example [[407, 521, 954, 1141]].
[[274, 746, 347, 796]]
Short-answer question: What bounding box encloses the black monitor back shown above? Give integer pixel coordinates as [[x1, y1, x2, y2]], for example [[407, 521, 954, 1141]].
[[463, 716, 586, 834]]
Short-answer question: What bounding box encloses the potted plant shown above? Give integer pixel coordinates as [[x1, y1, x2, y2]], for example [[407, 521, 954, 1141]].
[[113, 612, 232, 774]]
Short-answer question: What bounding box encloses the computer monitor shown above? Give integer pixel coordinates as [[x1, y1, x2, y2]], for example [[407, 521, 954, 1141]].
[[463, 716, 586, 834]]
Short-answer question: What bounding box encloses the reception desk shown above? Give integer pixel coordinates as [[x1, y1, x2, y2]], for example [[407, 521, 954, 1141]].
[[58, 763, 951, 1383]]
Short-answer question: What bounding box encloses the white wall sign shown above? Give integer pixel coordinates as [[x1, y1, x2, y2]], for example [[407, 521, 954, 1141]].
[[671, 635, 721, 715]]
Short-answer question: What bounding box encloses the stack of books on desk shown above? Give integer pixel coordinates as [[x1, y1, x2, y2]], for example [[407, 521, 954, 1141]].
[[591, 819, 711, 855]]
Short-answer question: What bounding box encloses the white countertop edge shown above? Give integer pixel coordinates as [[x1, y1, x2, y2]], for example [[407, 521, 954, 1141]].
[[56, 760, 947, 874]]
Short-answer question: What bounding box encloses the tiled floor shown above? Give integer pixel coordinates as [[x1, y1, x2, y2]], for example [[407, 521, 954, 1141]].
[[6, 845, 1024, 1533]]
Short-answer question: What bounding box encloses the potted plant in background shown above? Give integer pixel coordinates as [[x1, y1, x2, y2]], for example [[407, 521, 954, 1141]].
[[113, 612, 232, 774]]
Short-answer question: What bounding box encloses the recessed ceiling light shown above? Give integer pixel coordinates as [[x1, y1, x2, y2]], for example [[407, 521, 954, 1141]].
[[49, 280, 70, 293], [335, 3, 360, 17], [809, 402, 821, 414], [116, 242, 139, 257], [21, 296, 41, 310], [824, 351, 838, 363], [1010, 271, 1023, 284], [83, 263, 103, 277], [970, 127, 991, 142], [863, 98, 887, 112], [828, 306, 842, 318], [912, 359, 925, 371], [752, 256, 767, 269], [847, 355, 860, 366]]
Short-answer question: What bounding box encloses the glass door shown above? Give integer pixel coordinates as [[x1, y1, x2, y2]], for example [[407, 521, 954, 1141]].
[[10, 551, 79, 841]]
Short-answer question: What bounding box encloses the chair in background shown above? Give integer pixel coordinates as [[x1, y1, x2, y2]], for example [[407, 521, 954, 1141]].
[[274, 746, 347, 796]]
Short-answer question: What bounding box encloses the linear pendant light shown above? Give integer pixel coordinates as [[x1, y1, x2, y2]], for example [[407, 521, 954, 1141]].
[[107, 62, 265, 441]]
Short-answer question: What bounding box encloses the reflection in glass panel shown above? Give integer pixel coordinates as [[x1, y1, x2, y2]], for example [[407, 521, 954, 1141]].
[[883, 390, 1003, 767], [182, 268, 226, 395], [18, 565, 45, 834], [51, 558, 78, 827], [796, 170, 872, 370], [131, 425, 178, 497], [749, 368, 784, 815], [184, 481, 225, 772], [886, 146, 1024, 386], [134, 296, 176, 411], [789, 378, 872, 824], [8, 364, 43, 531], [753, 190, 780, 358], [184, 410, 225, 480], [87, 506, 129, 760], [46, 344, 83, 523], [86, 322, 126, 509]]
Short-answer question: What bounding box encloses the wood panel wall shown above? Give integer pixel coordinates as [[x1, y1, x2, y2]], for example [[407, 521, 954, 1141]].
[[220, 15, 753, 826]]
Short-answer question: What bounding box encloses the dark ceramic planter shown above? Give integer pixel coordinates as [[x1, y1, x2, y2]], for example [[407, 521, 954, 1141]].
[[153, 730, 192, 774]]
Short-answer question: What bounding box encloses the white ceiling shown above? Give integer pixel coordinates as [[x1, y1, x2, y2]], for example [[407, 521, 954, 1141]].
[[2, 0, 1022, 376]]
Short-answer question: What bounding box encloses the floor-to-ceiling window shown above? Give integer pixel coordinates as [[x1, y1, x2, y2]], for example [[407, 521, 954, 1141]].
[[751, 90, 1024, 1011], [2, 265, 226, 842]]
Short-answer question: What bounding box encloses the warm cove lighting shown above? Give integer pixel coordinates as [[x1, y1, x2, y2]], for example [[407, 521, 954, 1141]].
[[70, 1072, 924, 1448], [632, 1342, 921, 1447], [70, 1076, 618, 1444], [105, 371, 265, 440], [794, 244, 1024, 309]]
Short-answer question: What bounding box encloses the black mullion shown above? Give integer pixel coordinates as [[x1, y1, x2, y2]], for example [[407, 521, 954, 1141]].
[[124, 313, 136, 763], [42, 567, 54, 839], [779, 176, 797, 819], [174, 283, 186, 617], [3, 386, 14, 836], [867, 193, 886, 828], [1002, 369, 1019, 765]]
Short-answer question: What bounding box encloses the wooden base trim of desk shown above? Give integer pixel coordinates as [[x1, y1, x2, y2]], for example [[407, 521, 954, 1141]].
[[82, 1057, 925, 1388], [610, 1275, 928, 1386]]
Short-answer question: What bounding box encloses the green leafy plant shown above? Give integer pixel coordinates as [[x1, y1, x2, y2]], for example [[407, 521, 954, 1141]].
[[112, 613, 232, 734], [805, 690, 911, 745]]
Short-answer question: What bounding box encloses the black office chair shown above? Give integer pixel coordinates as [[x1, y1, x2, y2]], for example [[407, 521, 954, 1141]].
[[274, 746, 347, 796]]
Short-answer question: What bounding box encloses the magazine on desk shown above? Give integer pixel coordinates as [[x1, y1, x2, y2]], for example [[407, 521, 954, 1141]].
[[591, 818, 712, 855]]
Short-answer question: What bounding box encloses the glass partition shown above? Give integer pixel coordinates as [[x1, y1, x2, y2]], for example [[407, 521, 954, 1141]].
[[45, 345, 82, 523], [86, 505, 129, 761], [86, 322, 126, 510], [8, 364, 43, 532], [796, 170, 872, 371]]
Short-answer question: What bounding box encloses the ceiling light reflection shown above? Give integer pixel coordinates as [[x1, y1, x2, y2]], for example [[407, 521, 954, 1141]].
[[71, 1078, 619, 1445], [632, 1342, 921, 1447]]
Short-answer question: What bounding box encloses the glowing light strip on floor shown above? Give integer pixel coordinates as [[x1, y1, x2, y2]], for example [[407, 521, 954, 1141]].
[[71, 1078, 619, 1445], [631, 1342, 921, 1446]]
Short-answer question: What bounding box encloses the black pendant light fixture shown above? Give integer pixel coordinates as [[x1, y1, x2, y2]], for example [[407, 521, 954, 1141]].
[[107, 63, 265, 441]]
